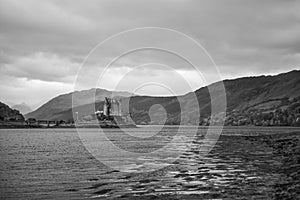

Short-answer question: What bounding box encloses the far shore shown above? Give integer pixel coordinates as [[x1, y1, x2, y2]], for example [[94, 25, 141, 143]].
[[0, 123, 137, 129], [1, 124, 300, 129]]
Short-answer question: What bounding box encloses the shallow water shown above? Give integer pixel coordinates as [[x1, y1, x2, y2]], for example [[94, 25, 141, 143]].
[[0, 126, 299, 199]]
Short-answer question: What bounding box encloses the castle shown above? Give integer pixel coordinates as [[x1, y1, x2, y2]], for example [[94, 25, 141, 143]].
[[95, 97, 122, 120]]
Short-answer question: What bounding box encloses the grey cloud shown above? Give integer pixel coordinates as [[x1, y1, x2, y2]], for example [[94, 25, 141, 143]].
[[1, 0, 299, 71], [1, 52, 80, 83], [0, 0, 299, 104]]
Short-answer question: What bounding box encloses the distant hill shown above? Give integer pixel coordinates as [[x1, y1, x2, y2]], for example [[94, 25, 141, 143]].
[[25, 70, 300, 125], [25, 88, 133, 120], [0, 102, 25, 121], [12, 103, 32, 115]]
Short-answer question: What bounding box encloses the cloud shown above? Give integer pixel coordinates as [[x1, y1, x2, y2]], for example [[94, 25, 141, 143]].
[[1, 0, 299, 68], [0, 0, 299, 105], [96, 65, 206, 96], [0, 73, 74, 107], [1, 52, 80, 83]]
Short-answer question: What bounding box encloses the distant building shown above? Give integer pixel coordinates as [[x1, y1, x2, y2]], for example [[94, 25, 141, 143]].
[[96, 97, 122, 120], [102, 97, 122, 117]]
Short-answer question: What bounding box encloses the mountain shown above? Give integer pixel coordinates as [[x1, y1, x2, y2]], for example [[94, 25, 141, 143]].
[[12, 103, 32, 115], [25, 70, 300, 125], [126, 70, 300, 125], [0, 102, 25, 121], [25, 88, 133, 120]]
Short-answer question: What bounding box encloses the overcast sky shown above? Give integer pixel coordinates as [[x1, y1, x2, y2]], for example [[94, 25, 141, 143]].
[[0, 0, 299, 108]]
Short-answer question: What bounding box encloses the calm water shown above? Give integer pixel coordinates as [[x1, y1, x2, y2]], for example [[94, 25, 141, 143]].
[[0, 126, 299, 199]]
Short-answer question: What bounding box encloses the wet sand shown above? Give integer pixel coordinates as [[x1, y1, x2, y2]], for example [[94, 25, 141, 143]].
[[84, 130, 300, 199]]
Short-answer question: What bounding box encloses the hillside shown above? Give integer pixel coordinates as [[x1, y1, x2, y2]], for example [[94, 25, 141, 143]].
[[25, 88, 133, 120], [127, 70, 300, 125], [0, 102, 25, 121], [25, 70, 300, 125]]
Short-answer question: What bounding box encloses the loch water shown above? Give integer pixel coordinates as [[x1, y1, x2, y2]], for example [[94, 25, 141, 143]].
[[0, 126, 299, 199]]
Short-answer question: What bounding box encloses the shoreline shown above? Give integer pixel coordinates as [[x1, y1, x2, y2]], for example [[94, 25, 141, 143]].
[[1, 124, 299, 129], [0, 124, 137, 129]]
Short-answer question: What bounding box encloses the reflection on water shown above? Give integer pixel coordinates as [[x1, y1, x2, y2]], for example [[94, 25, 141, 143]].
[[0, 127, 299, 199]]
